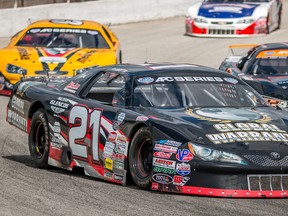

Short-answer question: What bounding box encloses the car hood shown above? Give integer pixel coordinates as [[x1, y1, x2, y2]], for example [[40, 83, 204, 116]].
[[0, 46, 116, 75], [149, 106, 288, 151], [198, 3, 260, 18]]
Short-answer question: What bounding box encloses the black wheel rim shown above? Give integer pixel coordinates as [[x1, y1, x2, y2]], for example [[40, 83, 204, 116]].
[[133, 136, 153, 179], [32, 120, 46, 159]]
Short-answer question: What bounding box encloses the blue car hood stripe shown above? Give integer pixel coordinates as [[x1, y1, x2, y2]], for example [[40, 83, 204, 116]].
[[198, 3, 260, 18]]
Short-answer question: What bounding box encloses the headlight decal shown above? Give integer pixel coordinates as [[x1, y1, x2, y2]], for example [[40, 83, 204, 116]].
[[188, 142, 248, 165], [193, 17, 208, 24], [6, 64, 27, 75]]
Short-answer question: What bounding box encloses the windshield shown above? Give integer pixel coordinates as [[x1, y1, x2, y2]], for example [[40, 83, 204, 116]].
[[16, 28, 110, 49], [251, 57, 288, 75], [133, 78, 268, 108]]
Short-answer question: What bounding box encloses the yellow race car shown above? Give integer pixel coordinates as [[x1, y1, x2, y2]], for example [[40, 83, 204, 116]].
[[0, 19, 121, 95]]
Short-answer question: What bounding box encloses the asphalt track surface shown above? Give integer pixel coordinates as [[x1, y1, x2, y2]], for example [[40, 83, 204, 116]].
[[1, 2, 288, 215]]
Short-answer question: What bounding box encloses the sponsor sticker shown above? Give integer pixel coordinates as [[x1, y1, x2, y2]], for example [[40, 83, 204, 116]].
[[176, 163, 191, 176], [176, 149, 193, 163], [136, 115, 148, 121], [152, 174, 173, 184], [105, 158, 113, 170], [115, 137, 128, 156], [113, 161, 125, 170], [114, 174, 124, 181], [173, 175, 190, 186], [153, 151, 172, 159], [153, 166, 176, 175], [112, 121, 120, 130], [17, 47, 29, 60], [77, 50, 97, 63], [11, 96, 24, 114], [64, 81, 80, 93], [264, 51, 275, 56], [53, 122, 61, 134], [117, 113, 126, 122], [39, 56, 67, 63], [7, 109, 27, 131], [103, 141, 115, 158], [113, 153, 125, 162], [39, 28, 86, 33], [157, 140, 182, 147], [50, 99, 69, 109], [104, 169, 113, 178], [154, 144, 178, 154], [207, 123, 288, 144], [51, 106, 65, 114], [137, 77, 154, 84], [155, 76, 223, 83], [50, 19, 83, 25], [108, 132, 117, 143], [223, 77, 238, 84], [51, 136, 62, 149], [29, 28, 41, 33], [153, 158, 176, 169], [87, 30, 98, 35]]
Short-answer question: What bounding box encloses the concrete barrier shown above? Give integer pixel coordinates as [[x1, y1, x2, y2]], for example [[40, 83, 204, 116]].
[[0, 0, 193, 37]]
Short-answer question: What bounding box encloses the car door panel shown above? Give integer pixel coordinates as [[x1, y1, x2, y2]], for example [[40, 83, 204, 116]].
[[47, 96, 130, 184]]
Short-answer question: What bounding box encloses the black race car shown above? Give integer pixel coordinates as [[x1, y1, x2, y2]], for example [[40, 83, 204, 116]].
[[7, 63, 288, 198], [219, 42, 288, 108]]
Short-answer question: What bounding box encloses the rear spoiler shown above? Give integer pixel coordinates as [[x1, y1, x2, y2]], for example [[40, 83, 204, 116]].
[[228, 44, 258, 56]]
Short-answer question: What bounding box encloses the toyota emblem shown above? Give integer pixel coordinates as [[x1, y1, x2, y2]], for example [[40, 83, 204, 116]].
[[270, 152, 280, 159]]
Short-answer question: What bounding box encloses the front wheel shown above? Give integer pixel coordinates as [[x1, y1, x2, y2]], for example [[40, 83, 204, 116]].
[[266, 16, 270, 34], [128, 127, 153, 189], [28, 109, 50, 168], [277, 8, 282, 29]]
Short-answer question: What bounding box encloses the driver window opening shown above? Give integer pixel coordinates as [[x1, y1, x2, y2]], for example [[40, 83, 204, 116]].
[[85, 72, 125, 106]]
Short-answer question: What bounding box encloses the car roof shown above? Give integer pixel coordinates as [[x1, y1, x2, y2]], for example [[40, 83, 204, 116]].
[[256, 42, 288, 52], [27, 19, 104, 29], [99, 63, 229, 77]]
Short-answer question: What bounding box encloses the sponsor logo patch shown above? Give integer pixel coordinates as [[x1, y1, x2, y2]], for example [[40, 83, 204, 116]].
[[137, 77, 154, 84], [176, 149, 193, 163], [153, 151, 172, 159], [173, 175, 190, 186], [152, 174, 173, 184], [176, 163, 191, 176], [153, 158, 176, 169]]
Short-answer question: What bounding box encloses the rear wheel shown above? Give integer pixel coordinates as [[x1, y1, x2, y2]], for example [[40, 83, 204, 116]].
[[28, 109, 50, 168], [128, 127, 153, 189]]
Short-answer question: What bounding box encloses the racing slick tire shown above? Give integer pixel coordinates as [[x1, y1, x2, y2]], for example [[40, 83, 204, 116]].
[[277, 8, 282, 29], [117, 51, 122, 64], [28, 109, 50, 168], [128, 127, 153, 189], [266, 15, 270, 34]]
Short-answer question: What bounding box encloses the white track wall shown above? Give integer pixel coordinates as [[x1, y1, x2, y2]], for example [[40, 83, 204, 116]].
[[0, 0, 195, 37]]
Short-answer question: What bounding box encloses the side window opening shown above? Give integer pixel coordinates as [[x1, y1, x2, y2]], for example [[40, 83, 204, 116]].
[[85, 71, 125, 105]]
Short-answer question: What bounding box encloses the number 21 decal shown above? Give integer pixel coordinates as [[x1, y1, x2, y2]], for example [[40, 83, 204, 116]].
[[68, 105, 101, 161]]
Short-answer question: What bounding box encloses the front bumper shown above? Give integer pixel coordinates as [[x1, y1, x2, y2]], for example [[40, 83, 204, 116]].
[[151, 170, 288, 198], [0, 72, 13, 96], [185, 18, 267, 38], [152, 141, 288, 198]]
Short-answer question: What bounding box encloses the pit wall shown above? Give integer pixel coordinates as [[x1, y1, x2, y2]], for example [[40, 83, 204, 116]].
[[0, 0, 196, 37]]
